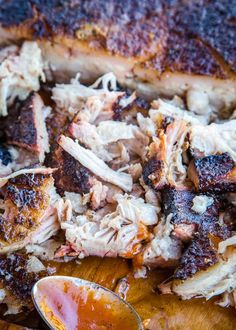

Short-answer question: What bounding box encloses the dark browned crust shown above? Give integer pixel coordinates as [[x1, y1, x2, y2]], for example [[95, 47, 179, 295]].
[[113, 95, 149, 121], [48, 146, 92, 195], [4, 93, 41, 154], [0, 253, 48, 302], [0, 144, 12, 166], [0, 0, 235, 77], [0, 173, 51, 243], [143, 157, 165, 189], [174, 235, 219, 280], [188, 153, 236, 193], [9, 173, 46, 188], [162, 187, 231, 239]]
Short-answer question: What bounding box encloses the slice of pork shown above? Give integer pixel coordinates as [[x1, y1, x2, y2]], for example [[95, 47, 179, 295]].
[[4, 92, 49, 162], [0, 168, 60, 254]]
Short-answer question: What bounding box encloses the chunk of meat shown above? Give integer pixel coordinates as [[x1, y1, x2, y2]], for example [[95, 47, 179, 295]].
[[4, 93, 49, 162], [172, 246, 236, 301], [52, 72, 124, 121], [161, 187, 231, 240], [174, 235, 219, 281], [0, 253, 51, 313], [188, 153, 236, 193], [1, 2, 235, 114], [134, 215, 183, 269], [143, 119, 188, 190], [190, 120, 236, 160], [0, 170, 60, 253], [0, 41, 45, 116], [56, 194, 153, 259], [48, 146, 93, 195], [58, 135, 133, 192]]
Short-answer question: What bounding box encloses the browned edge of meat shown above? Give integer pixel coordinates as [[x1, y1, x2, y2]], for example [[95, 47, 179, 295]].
[[188, 153, 236, 193]]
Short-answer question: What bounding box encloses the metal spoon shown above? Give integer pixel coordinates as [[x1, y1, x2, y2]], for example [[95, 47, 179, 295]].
[[32, 276, 144, 330]]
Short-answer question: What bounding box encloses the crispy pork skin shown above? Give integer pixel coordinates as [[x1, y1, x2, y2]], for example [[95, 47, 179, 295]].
[[4, 93, 49, 162], [0, 1, 235, 114], [188, 153, 236, 193]]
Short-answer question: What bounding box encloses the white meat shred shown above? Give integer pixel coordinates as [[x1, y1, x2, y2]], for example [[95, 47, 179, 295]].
[[150, 99, 208, 125], [190, 120, 236, 160], [0, 41, 45, 116], [191, 195, 214, 214], [59, 135, 133, 191]]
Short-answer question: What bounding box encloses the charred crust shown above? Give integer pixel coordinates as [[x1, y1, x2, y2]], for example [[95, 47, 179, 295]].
[[161, 116, 174, 132], [143, 157, 165, 188], [0, 173, 51, 243], [0, 254, 48, 301], [148, 32, 227, 78], [9, 173, 47, 188], [162, 187, 231, 239], [0, 0, 33, 26], [171, 0, 236, 72], [0, 1, 234, 75], [6, 185, 43, 209], [0, 144, 12, 166], [50, 147, 92, 195], [5, 93, 39, 152], [189, 153, 235, 192], [113, 94, 149, 121], [174, 235, 219, 280]]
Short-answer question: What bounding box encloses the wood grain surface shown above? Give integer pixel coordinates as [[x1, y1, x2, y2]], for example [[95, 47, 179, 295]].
[[2, 257, 236, 329]]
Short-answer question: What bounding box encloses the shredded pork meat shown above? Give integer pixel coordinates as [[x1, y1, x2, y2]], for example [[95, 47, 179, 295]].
[[0, 39, 235, 313]]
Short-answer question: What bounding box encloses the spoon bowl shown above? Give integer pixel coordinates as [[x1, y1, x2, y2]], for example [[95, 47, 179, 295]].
[[32, 276, 144, 330]]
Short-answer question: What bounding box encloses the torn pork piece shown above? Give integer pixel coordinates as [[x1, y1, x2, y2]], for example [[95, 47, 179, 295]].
[[174, 235, 219, 281], [55, 193, 158, 259], [49, 145, 93, 195], [188, 153, 236, 193], [134, 215, 183, 269], [161, 187, 231, 241], [189, 120, 236, 160], [171, 240, 236, 302], [0, 168, 60, 253], [58, 135, 133, 192], [150, 99, 208, 126], [142, 119, 188, 190], [0, 41, 45, 117], [4, 93, 49, 162], [0, 253, 52, 314], [52, 72, 127, 120]]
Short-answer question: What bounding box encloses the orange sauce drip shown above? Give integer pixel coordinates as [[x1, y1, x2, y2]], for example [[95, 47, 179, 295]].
[[37, 279, 139, 330]]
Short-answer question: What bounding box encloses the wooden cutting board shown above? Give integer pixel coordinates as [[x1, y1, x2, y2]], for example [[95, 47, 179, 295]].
[[3, 257, 236, 329], [50, 257, 236, 330]]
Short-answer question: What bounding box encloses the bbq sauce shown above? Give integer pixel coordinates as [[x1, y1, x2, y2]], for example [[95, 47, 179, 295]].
[[36, 279, 140, 330]]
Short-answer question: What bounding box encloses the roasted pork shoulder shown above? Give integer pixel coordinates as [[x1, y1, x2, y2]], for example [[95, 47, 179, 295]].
[[0, 1, 235, 116]]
